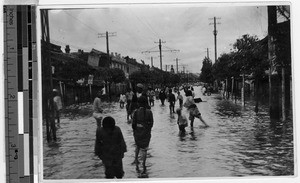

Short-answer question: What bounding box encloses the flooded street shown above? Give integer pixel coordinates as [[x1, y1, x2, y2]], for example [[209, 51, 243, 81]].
[[43, 86, 294, 179]]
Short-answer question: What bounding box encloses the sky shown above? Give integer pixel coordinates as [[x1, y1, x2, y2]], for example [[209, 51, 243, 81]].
[[47, 4, 269, 73]]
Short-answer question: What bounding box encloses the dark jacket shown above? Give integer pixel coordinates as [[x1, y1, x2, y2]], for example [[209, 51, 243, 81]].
[[94, 126, 127, 160], [168, 93, 176, 103], [132, 107, 154, 148], [159, 91, 166, 100]]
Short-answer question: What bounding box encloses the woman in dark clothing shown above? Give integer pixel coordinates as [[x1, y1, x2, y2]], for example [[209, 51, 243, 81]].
[[128, 94, 139, 123], [94, 116, 127, 179], [132, 96, 154, 174], [159, 89, 167, 105]]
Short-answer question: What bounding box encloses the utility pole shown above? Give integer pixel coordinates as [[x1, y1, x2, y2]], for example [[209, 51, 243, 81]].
[[158, 39, 164, 70], [187, 70, 189, 84], [174, 58, 180, 73], [98, 31, 116, 102], [142, 39, 179, 70], [151, 56, 153, 67], [206, 48, 210, 59], [98, 31, 117, 61], [209, 17, 221, 63], [177, 64, 187, 73]]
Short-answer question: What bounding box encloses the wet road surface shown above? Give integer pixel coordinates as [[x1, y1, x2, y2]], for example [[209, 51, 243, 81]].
[[43, 86, 294, 179]]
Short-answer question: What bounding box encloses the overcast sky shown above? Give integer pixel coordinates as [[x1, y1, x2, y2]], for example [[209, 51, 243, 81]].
[[48, 4, 269, 73]]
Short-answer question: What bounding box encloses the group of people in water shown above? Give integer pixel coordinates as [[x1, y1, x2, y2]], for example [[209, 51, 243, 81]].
[[93, 83, 209, 179]]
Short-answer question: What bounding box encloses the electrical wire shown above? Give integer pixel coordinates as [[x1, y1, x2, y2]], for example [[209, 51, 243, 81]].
[[63, 11, 99, 34], [62, 10, 136, 55], [129, 9, 160, 39]]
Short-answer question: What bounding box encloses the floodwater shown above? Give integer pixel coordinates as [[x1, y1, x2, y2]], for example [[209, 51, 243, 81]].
[[43, 86, 294, 179]]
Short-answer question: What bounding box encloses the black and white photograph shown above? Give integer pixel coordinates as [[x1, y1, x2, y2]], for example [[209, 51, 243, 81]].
[[39, 1, 294, 181]]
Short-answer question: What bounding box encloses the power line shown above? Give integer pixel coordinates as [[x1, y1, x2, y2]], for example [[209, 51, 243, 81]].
[[63, 11, 99, 33], [164, 45, 180, 51], [142, 16, 160, 38], [61, 11, 135, 56], [129, 9, 160, 39], [121, 11, 157, 43], [141, 45, 159, 53]]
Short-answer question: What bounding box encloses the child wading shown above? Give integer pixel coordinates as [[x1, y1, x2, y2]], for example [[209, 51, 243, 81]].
[[94, 116, 127, 179], [132, 96, 154, 175], [148, 88, 156, 106], [176, 108, 188, 133], [119, 93, 126, 108], [93, 90, 103, 126], [53, 89, 63, 125], [183, 90, 209, 128], [125, 88, 134, 120], [177, 91, 183, 108]]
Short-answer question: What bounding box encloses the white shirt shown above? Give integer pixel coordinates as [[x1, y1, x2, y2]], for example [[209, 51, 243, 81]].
[[53, 96, 62, 110]]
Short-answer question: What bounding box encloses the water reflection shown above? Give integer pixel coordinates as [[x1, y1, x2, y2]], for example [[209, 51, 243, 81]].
[[215, 98, 293, 176]]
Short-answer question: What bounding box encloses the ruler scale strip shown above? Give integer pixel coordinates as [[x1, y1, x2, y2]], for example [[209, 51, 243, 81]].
[[4, 5, 20, 183], [4, 5, 8, 182], [4, 5, 36, 183]]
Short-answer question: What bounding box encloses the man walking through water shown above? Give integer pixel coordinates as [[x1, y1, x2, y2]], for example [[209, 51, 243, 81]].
[[168, 89, 176, 114], [132, 96, 154, 176], [159, 89, 167, 105]]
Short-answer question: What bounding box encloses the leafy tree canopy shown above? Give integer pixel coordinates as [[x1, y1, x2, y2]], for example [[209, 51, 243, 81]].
[[200, 57, 213, 83]]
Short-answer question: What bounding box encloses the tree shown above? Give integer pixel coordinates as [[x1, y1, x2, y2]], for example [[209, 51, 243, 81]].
[[212, 53, 232, 81], [129, 68, 181, 88], [109, 68, 126, 84], [200, 57, 213, 83], [129, 70, 149, 84], [233, 34, 260, 75], [52, 56, 93, 84], [169, 73, 181, 86], [91, 67, 126, 101]]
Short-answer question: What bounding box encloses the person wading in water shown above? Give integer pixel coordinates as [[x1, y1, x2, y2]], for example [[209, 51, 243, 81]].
[[94, 116, 127, 179], [183, 90, 209, 128], [132, 96, 154, 175]]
